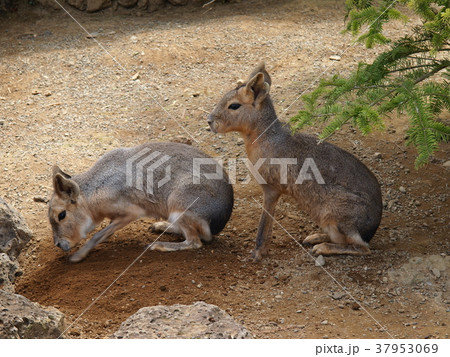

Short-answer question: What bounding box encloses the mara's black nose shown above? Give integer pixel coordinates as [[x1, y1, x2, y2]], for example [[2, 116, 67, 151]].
[[55, 242, 61, 248]]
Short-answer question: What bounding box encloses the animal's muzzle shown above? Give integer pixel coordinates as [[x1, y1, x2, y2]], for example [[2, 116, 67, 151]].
[[55, 239, 71, 251], [207, 115, 217, 133]]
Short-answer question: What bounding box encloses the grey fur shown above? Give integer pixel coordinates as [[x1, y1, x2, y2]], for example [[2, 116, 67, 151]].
[[49, 142, 233, 262], [207, 63, 382, 260]]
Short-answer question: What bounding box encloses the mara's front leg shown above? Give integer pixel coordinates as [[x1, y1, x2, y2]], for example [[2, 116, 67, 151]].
[[252, 185, 280, 261], [69, 216, 135, 263]]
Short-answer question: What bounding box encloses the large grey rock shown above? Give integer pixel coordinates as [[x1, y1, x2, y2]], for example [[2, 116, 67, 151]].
[[67, 0, 86, 10], [388, 255, 449, 285], [0, 253, 22, 293], [113, 301, 252, 339], [0, 290, 65, 339], [118, 0, 138, 7], [0, 198, 33, 259], [167, 0, 188, 5], [86, 0, 111, 12], [147, 0, 164, 11], [136, 0, 148, 9], [35, 0, 61, 9]]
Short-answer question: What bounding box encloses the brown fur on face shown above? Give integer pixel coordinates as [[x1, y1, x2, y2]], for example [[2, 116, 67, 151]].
[[48, 166, 94, 251]]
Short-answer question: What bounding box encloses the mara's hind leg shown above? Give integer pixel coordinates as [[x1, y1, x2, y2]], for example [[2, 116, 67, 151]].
[[311, 226, 371, 256], [312, 242, 371, 256], [302, 233, 331, 246], [150, 211, 211, 252]]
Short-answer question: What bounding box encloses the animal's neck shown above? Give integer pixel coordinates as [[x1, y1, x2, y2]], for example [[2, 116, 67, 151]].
[[73, 175, 103, 224], [241, 103, 291, 161]]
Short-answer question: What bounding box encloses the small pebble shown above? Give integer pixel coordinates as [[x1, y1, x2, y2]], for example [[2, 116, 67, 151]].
[[374, 152, 383, 159], [431, 268, 441, 278], [86, 32, 99, 39], [33, 197, 48, 203], [315, 255, 326, 267], [329, 55, 341, 61]]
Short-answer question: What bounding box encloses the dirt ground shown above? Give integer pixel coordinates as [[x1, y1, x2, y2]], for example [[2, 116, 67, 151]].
[[1, 0, 449, 339]]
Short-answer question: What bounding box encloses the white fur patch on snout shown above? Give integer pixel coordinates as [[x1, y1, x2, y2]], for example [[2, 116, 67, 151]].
[[56, 239, 71, 252]]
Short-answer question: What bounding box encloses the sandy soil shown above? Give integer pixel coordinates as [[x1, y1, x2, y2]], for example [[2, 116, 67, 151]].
[[1, 0, 449, 338]]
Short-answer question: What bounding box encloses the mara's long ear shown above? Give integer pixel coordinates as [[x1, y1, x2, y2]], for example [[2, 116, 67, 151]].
[[52, 165, 72, 179], [244, 72, 271, 107], [247, 62, 272, 86], [53, 167, 80, 202]]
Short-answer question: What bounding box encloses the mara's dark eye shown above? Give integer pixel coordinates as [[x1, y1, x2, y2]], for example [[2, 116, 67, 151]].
[[228, 103, 241, 110], [58, 211, 66, 221]]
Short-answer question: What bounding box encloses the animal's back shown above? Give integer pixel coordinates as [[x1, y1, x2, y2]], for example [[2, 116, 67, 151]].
[[74, 142, 233, 234]]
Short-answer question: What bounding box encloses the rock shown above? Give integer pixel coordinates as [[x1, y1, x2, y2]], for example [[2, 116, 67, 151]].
[[167, 0, 188, 5], [373, 152, 383, 159], [136, 0, 148, 9], [86, 0, 111, 12], [66, 0, 86, 11], [112, 301, 252, 339], [431, 268, 441, 278], [171, 136, 192, 146], [399, 186, 406, 193], [443, 160, 450, 167], [315, 255, 325, 267], [147, 0, 164, 12], [86, 32, 99, 39], [0, 289, 65, 339], [35, 0, 61, 9], [118, 0, 138, 7], [0, 198, 33, 260], [0, 253, 22, 293], [130, 35, 138, 43], [388, 255, 449, 285], [331, 291, 346, 300], [33, 197, 48, 204], [131, 72, 140, 81], [329, 55, 341, 61]]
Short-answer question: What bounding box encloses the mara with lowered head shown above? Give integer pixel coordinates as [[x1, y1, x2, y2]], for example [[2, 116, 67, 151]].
[[48, 142, 233, 262], [208, 63, 382, 261]]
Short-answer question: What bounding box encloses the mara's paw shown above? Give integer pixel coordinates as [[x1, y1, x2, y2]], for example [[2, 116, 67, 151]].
[[248, 247, 267, 263], [69, 250, 87, 263], [149, 221, 170, 233], [303, 233, 330, 246], [312, 242, 371, 256]]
